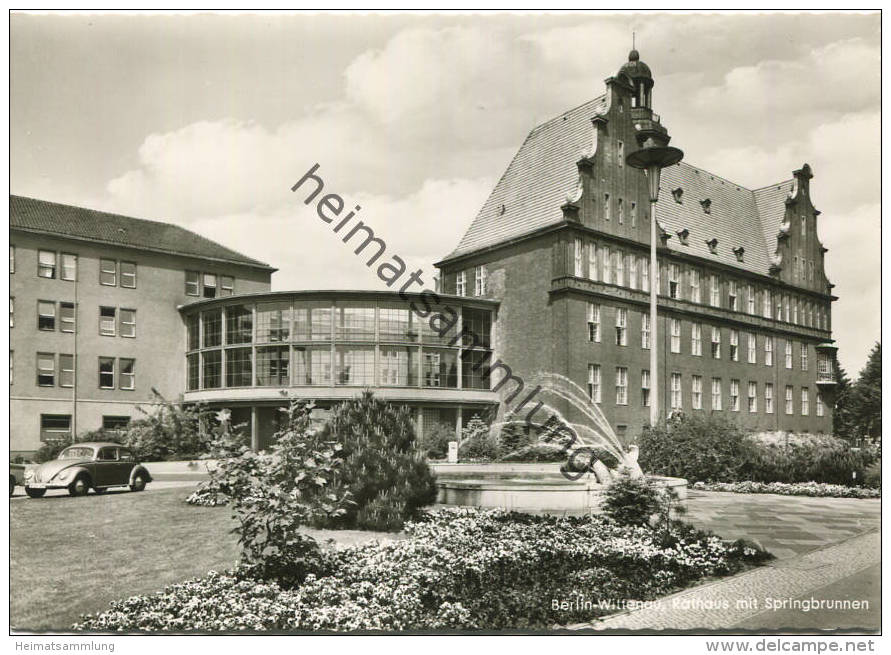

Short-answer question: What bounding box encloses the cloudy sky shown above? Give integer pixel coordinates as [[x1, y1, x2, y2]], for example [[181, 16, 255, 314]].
[[10, 11, 879, 376]]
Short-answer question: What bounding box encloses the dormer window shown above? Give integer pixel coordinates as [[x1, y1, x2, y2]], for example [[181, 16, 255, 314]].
[[706, 238, 718, 254], [733, 247, 745, 262], [676, 229, 690, 245], [700, 198, 712, 214], [672, 188, 684, 203]]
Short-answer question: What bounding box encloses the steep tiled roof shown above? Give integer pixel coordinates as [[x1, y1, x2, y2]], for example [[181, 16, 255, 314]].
[[447, 95, 607, 257], [656, 163, 777, 275], [10, 195, 274, 270], [443, 98, 792, 278]]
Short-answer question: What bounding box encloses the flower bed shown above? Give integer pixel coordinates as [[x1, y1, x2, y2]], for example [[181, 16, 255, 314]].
[[692, 481, 880, 499], [74, 508, 768, 632]]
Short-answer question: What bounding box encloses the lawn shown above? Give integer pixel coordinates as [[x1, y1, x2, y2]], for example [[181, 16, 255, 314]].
[[10, 485, 400, 631]]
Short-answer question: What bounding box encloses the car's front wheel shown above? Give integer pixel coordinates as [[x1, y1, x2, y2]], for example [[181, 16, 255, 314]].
[[68, 475, 90, 497], [130, 473, 147, 492], [25, 487, 46, 498]]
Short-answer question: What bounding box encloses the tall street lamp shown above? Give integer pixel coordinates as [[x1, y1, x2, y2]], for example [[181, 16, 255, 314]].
[[626, 143, 683, 425]]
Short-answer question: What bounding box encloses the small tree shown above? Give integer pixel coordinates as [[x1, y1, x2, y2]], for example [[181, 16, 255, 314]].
[[833, 365, 856, 441], [850, 343, 881, 441], [318, 391, 438, 530]]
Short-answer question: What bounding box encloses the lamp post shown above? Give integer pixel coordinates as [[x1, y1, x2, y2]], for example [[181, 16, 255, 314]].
[[626, 144, 683, 425]]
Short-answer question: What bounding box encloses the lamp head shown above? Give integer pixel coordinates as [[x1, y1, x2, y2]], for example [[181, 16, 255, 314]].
[[625, 145, 684, 202]]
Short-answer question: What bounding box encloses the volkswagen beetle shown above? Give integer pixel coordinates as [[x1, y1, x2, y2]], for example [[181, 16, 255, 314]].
[[23, 442, 152, 498]]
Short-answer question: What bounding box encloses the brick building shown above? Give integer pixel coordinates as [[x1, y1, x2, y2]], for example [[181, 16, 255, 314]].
[[435, 50, 839, 440], [9, 196, 275, 457]]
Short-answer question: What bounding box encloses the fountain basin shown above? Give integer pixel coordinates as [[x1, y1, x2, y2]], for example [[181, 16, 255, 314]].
[[436, 472, 687, 513]]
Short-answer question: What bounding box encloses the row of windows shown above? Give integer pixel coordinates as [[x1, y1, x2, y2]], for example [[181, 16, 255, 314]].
[[13, 299, 137, 337], [186, 302, 492, 350], [36, 414, 131, 443], [454, 265, 488, 297], [24, 353, 136, 390], [187, 345, 491, 391], [586, 365, 824, 417], [12, 248, 139, 288], [571, 239, 830, 329], [9, 247, 239, 298], [586, 303, 830, 372], [185, 271, 235, 298]]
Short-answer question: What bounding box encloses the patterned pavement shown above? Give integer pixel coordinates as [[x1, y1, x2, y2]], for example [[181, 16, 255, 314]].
[[572, 491, 881, 632], [682, 490, 880, 560]]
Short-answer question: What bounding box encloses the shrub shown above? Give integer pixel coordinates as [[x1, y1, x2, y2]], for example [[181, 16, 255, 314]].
[[863, 461, 881, 489], [420, 422, 453, 460], [317, 392, 438, 531], [213, 400, 352, 586], [601, 472, 662, 527], [692, 481, 880, 499], [499, 443, 568, 462], [458, 415, 499, 461], [639, 414, 755, 483], [497, 423, 534, 453], [123, 390, 216, 461], [75, 508, 769, 632], [34, 438, 72, 464]]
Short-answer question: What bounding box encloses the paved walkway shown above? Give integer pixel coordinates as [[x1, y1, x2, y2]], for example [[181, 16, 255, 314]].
[[573, 491, 881, 632]]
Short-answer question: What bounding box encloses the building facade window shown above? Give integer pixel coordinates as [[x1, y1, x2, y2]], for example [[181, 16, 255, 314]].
[[630, 202, 636, 227], [256, 303, 291, 343], [203, 273, 217, 298], [380, 347, 419, 387], [785, 340, 793, 369], [641, 369, 650, 407], [202, 309, 223, 348], [730, 379, 740, 411], [38, 301, 56, 331], [603, 193, 610, 221], [640, 257, 648, 290], [728, 280, 738, 311], [293, 346, 332, 385], [747, 285, 756, 314], [59, 354, 74, 388], [220, 276, 234, 297], [9, 297, 13, 328], [99, 307, 116, 336], [40, 414, 71, 443], [601, 246, 611, 283], [38, 250, 56, 278], [335, 304, 374, 342], [60, 302, 75, 333], [588, 363, 601, 403], [615, 251, 625, 286], [748, 381, 757, 413], [99, 357, 115, 389], [711, 326, 721, 359], [641, 312, 650, 349], [202, 350, 222, 389], [748, 332, 757, 363], [456, 270, 466, 296], [100, 259, 117, 286], [9, 246, 13, 274], [730, 329, 739, 361], [617, 198, 624, 224], [617, 141, 624, 167], [764, 337, 773, 366], [587, 242, 597, 281], [669, 264, 680, 299], [187, 353, 200, 390], [574, 238, 584, 277], [801, 387, 810, 416], [119, 358, 135, 390], [587, 302, 601, 343], [712, 378, 722, 410], [816, 393, 825, 417], [670, 318, 681, 353], [691, 323, 702, 356], [670, 372, 682, 409], [185, 270, 200, 296], [475, 265, 488, 296], [689, 269, 700, 303], [422, 348, 457, 388], [765, 383, 774, 414], [785, 385, 794, 415], [615, 366, 628, 405], [615, 308, 627, 346], [37, 353, 55, 386], [763, 289, 772, 318], [692, 375, 703, 409], [61, 253, 77, 281], [710, 275, 721, 307], [629, 256, 638, 289], [226, 348, 253, 387], [120, 261, 137, 288], [255, 346, 290, 386]]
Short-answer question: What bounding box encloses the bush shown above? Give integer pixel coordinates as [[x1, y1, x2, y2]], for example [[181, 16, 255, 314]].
[[639, 414, 878, 487], [123, 390, 217, 461], [639, 414, 754, 483], [497, 423, 534, 453], [499, 443, 568, 462], [34, 438, 72, 463], [601, 472, 662, 527], [210, 400, 352, 586], [317, 392, 438, 531], [458, 415, 500, 461], [75, 508, 770, 632], [863, 461, 881, 489], [692, 481, 880, 499], [420, 422, 453, 460]]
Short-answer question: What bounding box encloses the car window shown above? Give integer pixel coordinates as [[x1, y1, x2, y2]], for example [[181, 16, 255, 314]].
[[118, 449, 134, 462], [59, 447, 94, 460], [97, 447, 118, 461]]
